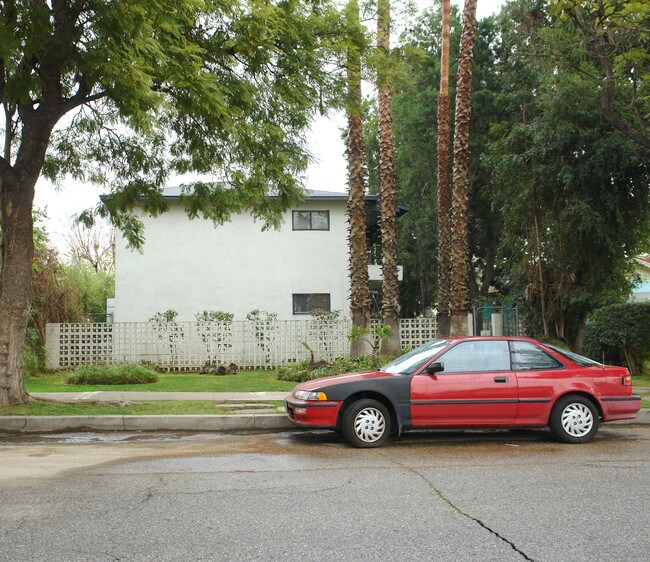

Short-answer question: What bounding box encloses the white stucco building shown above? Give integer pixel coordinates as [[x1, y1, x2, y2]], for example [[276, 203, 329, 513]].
[[111, 188, 405, 322]]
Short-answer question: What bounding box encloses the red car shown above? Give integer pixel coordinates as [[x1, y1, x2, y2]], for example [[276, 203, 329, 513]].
[[285, 337, 641, 448]]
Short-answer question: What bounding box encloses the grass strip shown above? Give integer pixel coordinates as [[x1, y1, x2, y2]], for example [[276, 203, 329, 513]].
[[25, 371, 295, 393], [0, 400, 286, 416]]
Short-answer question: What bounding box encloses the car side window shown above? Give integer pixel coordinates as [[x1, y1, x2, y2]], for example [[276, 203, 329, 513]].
[[437, 341, 511, 373], [510, 341, 563, 370]]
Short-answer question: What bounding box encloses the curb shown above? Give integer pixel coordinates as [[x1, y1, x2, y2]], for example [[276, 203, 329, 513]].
[[0, 414, 294, 433], [0, 410, 648, 434]]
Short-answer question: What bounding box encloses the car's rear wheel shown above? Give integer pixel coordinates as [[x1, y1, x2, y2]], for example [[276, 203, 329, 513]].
[[549, 395, 599, 444], [342, 399, 391, 448]]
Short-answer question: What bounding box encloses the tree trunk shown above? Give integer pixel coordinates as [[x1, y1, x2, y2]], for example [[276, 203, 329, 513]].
[[436, 0, 452, 338], [377, 0, 401, 356], [0, 173, 37, 407], [0, 103, 57, 406], [346, 0, 372, 358], [449, 0, 477, 336], [533, 213, 549, 337]]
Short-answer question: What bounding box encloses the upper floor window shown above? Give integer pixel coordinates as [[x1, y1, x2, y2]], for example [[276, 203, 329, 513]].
[[293, 210, 330, 231], [293, 293, 331, 315]]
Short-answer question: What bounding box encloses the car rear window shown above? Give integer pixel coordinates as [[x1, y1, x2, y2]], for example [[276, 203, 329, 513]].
[[546, 344, 602, 367], [510, 341, 563, 370]]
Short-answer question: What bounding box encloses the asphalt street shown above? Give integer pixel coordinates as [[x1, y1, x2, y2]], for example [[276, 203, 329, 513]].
[[0, 426, 648, 561]]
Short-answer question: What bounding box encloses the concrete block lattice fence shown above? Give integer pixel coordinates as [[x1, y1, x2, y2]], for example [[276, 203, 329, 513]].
[[45, 318, 438, 371]]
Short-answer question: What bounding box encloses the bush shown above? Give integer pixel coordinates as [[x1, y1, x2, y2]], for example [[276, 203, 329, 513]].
[[24, 327, 44, 377], [66, 364, 159, 385], [583, 302, 650, 374], [277, 355, 389, 383]]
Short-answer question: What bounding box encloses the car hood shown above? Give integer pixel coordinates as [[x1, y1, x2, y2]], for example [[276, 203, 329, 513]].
[[294, 370, 395, 392]]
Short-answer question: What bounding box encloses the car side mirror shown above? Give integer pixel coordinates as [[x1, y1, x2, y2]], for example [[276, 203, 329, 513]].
[[423, 362, 444, 375]]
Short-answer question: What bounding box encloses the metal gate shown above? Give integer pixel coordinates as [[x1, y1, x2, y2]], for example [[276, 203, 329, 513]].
[[471, 305, 519, 337]]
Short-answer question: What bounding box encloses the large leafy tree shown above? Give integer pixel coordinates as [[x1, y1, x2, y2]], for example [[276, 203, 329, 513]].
[[551, 0, 649, 151], [487, 0, 649, 347], [0, 0, 340, 406]]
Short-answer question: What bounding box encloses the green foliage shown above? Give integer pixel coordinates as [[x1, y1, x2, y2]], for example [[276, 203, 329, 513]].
[[550, 0, 649, 149], [583, 303, 650, 374], [348, 324, 391, 361], [246, 310, 278, 322], [63, 262, 114, 320], [23, 328, 42, 378], [311, 309, 342, 320], [149, 310, 179, 323], [277, 355, 387, 383], [66, 364, 159, 385], [7, 0, 347, 245], [348, 324, 391, 343], [195, 310, 234, 323], [388, 6, 500, 316], [484, 0, 649, 345]]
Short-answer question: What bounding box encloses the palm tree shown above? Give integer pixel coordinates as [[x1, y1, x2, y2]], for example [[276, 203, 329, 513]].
[[436, 0, 452, 337], [449, 0, 478, 336], [377, 0, 401, 355], [346, 0, 372, 358]]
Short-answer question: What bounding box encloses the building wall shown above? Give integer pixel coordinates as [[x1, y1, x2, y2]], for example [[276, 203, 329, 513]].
[[114, 200, 350, 321]]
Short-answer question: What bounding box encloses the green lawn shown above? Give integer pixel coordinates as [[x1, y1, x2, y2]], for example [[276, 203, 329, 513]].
[[25, 371, 295, 393], [0, 400, 229, 416], [632, 374, 650, 388], [0, 400, 286, 416]]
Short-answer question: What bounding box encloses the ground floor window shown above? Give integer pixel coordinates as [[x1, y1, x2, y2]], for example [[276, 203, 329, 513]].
[[292, 293, 331, 315]]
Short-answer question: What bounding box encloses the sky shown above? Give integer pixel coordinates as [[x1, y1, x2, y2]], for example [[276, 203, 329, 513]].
[[34, 0, 505, 251]]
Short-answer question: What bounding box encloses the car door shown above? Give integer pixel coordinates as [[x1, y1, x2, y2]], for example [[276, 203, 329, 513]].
[[410, 340, 518, 426], [509, 340, 565, 425]]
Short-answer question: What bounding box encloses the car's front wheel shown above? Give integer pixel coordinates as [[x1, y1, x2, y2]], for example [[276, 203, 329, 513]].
[[549, 394, 599, 444], [342, 399, 391, 448]]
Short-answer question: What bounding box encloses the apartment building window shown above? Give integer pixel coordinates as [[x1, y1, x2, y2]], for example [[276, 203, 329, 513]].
[[292, 210, 330, 231], [293, 293, 331, 315]]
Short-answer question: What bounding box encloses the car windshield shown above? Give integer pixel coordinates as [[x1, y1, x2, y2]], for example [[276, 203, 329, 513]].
[[546, 344, 602, 367], [381, 340, 451, 375]]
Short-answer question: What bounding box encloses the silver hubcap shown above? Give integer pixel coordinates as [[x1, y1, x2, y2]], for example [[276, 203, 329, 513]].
[[561, 403, 594, 437], [354, 407, 386, 443]]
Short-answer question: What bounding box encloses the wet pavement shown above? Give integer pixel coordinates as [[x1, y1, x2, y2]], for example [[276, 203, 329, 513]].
[[0, 426, 648, 561]]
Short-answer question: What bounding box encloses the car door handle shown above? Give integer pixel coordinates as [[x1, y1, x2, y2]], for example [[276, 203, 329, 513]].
[[494, 377, 509, 383]]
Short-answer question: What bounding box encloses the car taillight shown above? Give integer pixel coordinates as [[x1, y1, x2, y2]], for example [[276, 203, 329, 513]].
[[622, 375, 632, 386]]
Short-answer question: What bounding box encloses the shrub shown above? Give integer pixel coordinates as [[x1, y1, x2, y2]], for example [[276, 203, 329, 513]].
[[583, 303, 650, 374], [277, 355, 389, 383], [24, 326, 44, 377], [66, 364, 159, 385]]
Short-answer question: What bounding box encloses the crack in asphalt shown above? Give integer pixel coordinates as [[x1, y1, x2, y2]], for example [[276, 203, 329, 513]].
[[392, 460, 535, 562], [142, 474, 166, 503]]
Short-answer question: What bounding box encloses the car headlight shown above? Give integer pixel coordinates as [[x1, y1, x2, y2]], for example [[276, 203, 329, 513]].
[[294, 390, 328, 401]]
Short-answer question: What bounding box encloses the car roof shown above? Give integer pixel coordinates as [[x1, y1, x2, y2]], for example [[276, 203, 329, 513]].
[[441, 336, 539, 342]]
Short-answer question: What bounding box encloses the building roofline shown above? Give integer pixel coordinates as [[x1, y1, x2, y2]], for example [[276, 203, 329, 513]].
[[100, 186, 409, 214]]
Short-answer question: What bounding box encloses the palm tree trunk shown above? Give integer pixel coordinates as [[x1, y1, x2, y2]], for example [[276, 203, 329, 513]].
[[449, 0, 478, 336], [346, 0, 372, 358], [377, 0, 401, 356], [436, 0, 452, 337]]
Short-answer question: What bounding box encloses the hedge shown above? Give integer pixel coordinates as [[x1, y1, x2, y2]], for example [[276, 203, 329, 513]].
[[66, 364, 159, 385], [583, 302, 650, 374]]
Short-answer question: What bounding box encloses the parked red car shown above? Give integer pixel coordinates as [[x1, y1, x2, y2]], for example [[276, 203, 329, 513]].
[[285, 337, 641, 448]]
